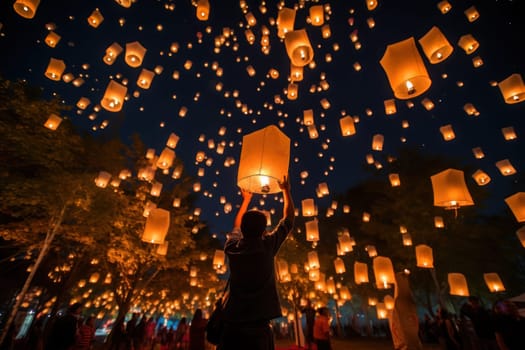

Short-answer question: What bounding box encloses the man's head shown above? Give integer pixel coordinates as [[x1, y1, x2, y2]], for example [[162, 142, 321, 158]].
[[240, 210, 267, 238], [68, 302, 82, 315]]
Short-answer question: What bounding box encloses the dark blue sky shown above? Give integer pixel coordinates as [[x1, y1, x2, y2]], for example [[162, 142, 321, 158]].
[[1, 0, 523, 234]]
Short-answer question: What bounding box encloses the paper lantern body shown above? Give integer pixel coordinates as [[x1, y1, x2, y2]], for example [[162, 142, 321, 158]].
[[516, 227, 525, 247], [303, 109, 314, 126], [431, 168, 474, 208], [142, 208, 170, 244], [157, 148, 175, 170], [305, 219, 319, 242], [284, 30, 314, 67], [44, 114, 62, 130], [125, 41, 146, 68], [277, 7, 296, 38], [45, 58, 66, 81], [237, 125, 290, 194], [437, 1, 452, 14], [448, 273, 469, 296], [354, 261, 369, 284], [472, 170, 491, 186], [339, 116, 356, 136], [301, 198, 316, 217], [498, 74, 525, 104], [101, 80, 127, 112], [418, 26, 453, 64], [156, 241, 169, 256], [496, 159, 516, 176], [95, 171, 112, 188], [104, 42, 123, 65], [334, 257, 346, 274], [415, 244, 434, 268], [505, 192, 525, 222], [367, 0, 378, 11], [14, 0, 40, 19], [483, 273, 505, 292], [373, 256, 395, 289], [307, 251, 320, 270], [458, 34, 479, 55], [45, 31, 61, 47], [213, 250, 225, 268], [380, 37, 431, 99], [309, 5, 324, 26], [196, 0, 210, 21], [88, 8, 104, 28], [137, 69, 155, 89]]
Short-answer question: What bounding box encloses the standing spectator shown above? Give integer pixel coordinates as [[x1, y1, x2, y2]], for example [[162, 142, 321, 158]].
[[134, 315, 146, 350], [189, 309, 207, 350], [313, 307, 331, 350], [45, 302, 82, 350], [493, 300, 525, 350], [301, 300, 316, 350], [460, 296, 497, 350], [174, 318, 188, 349], [75, 315, 95, 350], [145, 317, 156, 348], [436, 307, 460, 350], [220, 177, 295, 350]]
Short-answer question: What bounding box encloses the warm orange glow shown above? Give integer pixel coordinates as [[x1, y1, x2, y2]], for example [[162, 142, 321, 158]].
[[430, 168, 474, 209], [498, 74, 525, 104], [13, 0, 40, 19], [448, 273, 469, 296], [505, 192, 525, 222], [415, 244, 434, 268], [418, 26, 453, 64]]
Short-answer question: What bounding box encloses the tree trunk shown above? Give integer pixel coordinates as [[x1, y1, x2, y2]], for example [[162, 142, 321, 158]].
[[0, 205, 66, 347]]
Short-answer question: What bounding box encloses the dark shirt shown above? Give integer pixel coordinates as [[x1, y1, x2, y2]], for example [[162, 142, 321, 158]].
[[493, 314, 525, 350], [45, 314, 78, 350], [223, 217, 293, 323]]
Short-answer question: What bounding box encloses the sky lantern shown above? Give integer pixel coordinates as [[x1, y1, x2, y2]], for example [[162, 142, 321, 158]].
[[380, 37, 431, 99], [13, 0, 40, 19], [212, 250, 225, 269], [245, 12, 256, 26], [384, 99, 396, 115], [366, 0, 378, 11], [373, 256, 395, 289], [142, 208, 170, 244], [95, 171, 112, 188], [437, 1, 452, 14], [88, 8, 104, 28], [434, 216, 445, 228], [305, 219, 320, 242], [472, 147, 485, 159], [430, 168, 474, 209], [137, 69, 155, 89], [483, 273, 505, 292], [495, 159, 516, 176], [101, 80, 127, 112], [418, 26, 453, 64], [505, 192, 525, 222], [463, 103, 479, 116], [472, 170, 491, 186], [45, 31, 61, 48], [196, 0, 210, 21], [277, 7, 296, 38], [354, 262, 369, 284], [339, 116, 356, 136], [516, 227, 525, 247], [339, 286, 351, 300], [301, 198, 316, 217], [290, 64, 304, 81], [498, 74, 525, 104], [368, 297, 378, 306], [284, 29, 314, 67], [156, 241, 169, 256], [472, 56, 483, 68], [439, 124, 455, 141], [309, 268, 320, 281], [501, 127, 517, 141], [322, 24, 331, 39], [458, 34, 479, 54], [402, 233, 412, 246], [44, 113, 62, 130], [389, 173, 401, 187], [237, 125, 290, 194], [45, 58, 66, 81], [421, 98, 435, 110], [309, 5, 324, 26], [89, 272, 100, 284], [384, 295, 395, 310], [166, 133, 180, 149], [464, 6, 480, 22], [334, 257, 346, 274], [157, 148, 175, 170], [103, 43, 123, 65], [125, 41, 146, 68], [415, 244, 434, 268], [287, 83, 298, 100], [307, 251, 320, 270], [76, 97, 90, 110], [115, 0, 132, 8], [338, 233, 353, 253], [372, 134, 384, 151], [366, 245, 378, 257], [448, 273, 469, 296]]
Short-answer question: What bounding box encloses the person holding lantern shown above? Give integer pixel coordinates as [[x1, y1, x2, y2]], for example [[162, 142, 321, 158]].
[[219, 176, 294, 350]]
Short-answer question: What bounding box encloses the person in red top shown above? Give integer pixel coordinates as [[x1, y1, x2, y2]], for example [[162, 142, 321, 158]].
[[313, 307, 332, 350], [75, 315, 95, 350]]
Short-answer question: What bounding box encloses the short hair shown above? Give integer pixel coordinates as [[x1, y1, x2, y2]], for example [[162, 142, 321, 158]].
[[240, 210, 267, 238]]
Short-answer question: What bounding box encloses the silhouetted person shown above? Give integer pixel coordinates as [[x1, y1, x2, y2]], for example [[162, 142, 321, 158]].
[[313, 307, 332, 350], [189, 309, 207, 350], [301, 300, 316, 350], [45, 302, 82, 350]]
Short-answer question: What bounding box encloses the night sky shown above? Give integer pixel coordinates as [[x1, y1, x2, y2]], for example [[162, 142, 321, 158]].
[[0, 0, 524, 235]]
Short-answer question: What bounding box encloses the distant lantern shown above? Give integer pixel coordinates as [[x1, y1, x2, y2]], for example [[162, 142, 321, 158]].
[[502, 127, 517, 140], [373, 256, 395, 289], [157, 148, 175, 170], [302, 198, 316, 217], [287, 83, 298, 100], [246, 65, 256, 77], [125, 41, 146, 68], [367, 18, 376, 28], [95, 171, 112, 188], [44, 113, 62, 130], [196, 0, 209, 21], [166, 133, 180, 149], [516, 227, 525, 247], [384, 295, 395, 310], [372, 134, 384, 151], [464, 103, 479, 116], [321, 24, 331, 38], [431, 168, 474, 209], [137, 69, 155, 89], [472, 147, 485, 159], [464, 6, 480, 22], [89, 272, 100, 284], [338, 233, 353, 253], [290, 65, 304, 81], [415, 244, 434, 268], [101, 80, 127, 112], [305, 219, 320, 242], [439, 124, 455, 141], [156, 241, 169, 256], [434, 216, 445, 228], [448, 273, 469, 296], [334, 257, 346, 274], [88, 8, 104, 28], [340, 286, 351, 300], [384, 99, 397, 115], [472, 56, 483, 68], [498, 74, 525, 104], [458, 34, 479, 55], [320, 98, 331, 110], [237, 125, 290, 194], [77, 97, 90, 110], [366, 245, 378, 257], [303, 109, 314, 126], [366, 0, 378, 11], [309, 5, 324, 26], [307, 251, 320, 270], [505, 192, 525, 222], [437, 0, 452, 14], [402, 234, 412, 246], [104, 43, 123, 65], [483, 273, 505, 293], [142, 208, 170, 244], [13, 0, 40, 19], [389, 173, 401, 187], [418, 26, 453, 64], [354, 261, 369, 284], [277, 7, 296, 38], [45, 31, 61, 47], [380, 37, 432, 99], [213, 249, 225, 268], [495, 159, 516, 176], [339, 116, 356, 136], [115, 0, 131, 8], [472, 170, 491, 186], [284, 29, 314, 67], [421, 98, 435, 110], [45, 58, 66, 81]]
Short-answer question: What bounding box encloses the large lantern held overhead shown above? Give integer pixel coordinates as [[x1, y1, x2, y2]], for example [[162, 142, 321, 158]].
[[284, 29, 314, 67], [448, 273, 469, 296], [505, 192, 525, 222], [380, 37, 432, 99], [483, 273, 505, 292], [142, 208, 170, 244], [237, 125, 290, 194], [431, 168, 474, 209], [415, 244, 434, 268], [418, 26, 453, 64], [498, 73, 525, 104], [373, 256, 395, 289], [13, 0, 40, 19]]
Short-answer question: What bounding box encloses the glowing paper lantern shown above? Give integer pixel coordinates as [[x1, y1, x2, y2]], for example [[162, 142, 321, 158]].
[[44, 114, 62, 130], [502, 127, 517, 140], [418, 26, 453, 64], [309, 5, 324, 26], [166, 133, 180, 149], [458, 34, 479, 55], [212, 250, 225, 269], [384, 295, 395, 310], [389, 173, 401, 187], [339, 116, 356, 136], [103, 43, 123, 65], [287, 83, 298, 100], [290, 65, 304, 81], [373, 256, 395, 289], [302, 198, 316, 217], [402, 234, 412, 246], [303, 109, 314, 126], [137, 69, 155, 89], [340, 286, 351, 300], [95, 171, 112, 188], [338, 233, 353, 253], [437, 1, 452, 14], [307, 251, 320, 270], [464, 6, 479, 22], [13, 0, 40, 19], [384, 99, 397, 115], [366, 0, 378, 11], [45, 58, 66, 81], [472, 170, 491, 186], [76, 97, 90, 110], [196, 0, 209, 21], [142, 208, 170, 244], [495, 159, 516, 176], [422, 98, 435, 111], [115, 0, 132, 8], [372, 134, 384, 151], [322, 24, 331, 38], [434, 216, 444, 228], [366, 245, 378, 257], [334, 258, 346, 274], [472, 147, 484, 159], [89, 272, 100, 284], [448, 273, 469, 296], [101, 80, 127, 112], [237, 125, 290, 194], [505, 192, 525, 222], [516, 227, 525, 247], [439, 124, 455, 141], [483, 273, 505, 292], [125, 41, 146, 68], [277, 7, 296, 38], [305, 219, 320, 242], [430, 168, 474, 209], [498, 74, 525, 104], [415, 244, 433, 268], [284, 29, 314, 67], [45, 31, 61, 47], [88, 8, 104, 28], [156, 241, 168, 255], [380, 37, 431, 99]]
